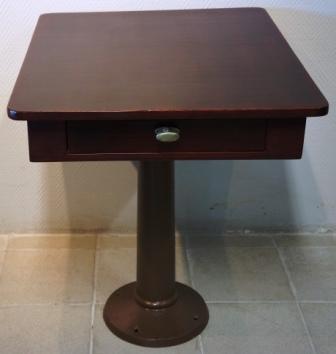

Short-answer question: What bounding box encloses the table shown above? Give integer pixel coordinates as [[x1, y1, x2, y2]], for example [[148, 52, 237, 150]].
[[8, 8, 328, 347]]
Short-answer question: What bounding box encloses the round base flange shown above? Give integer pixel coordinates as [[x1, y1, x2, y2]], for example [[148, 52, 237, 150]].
[[103, 282, 209, 347]]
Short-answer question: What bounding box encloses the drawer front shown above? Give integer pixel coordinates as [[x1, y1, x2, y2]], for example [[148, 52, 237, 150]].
[[27, 118, 306, 161], [67, 119, 267, 155]]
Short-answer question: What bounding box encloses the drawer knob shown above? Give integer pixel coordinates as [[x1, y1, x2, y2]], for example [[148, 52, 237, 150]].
[[155, 127, 180, 143]]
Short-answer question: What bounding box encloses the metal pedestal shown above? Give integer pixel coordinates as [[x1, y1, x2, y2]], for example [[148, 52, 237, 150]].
[[103, 161, 209, 347]]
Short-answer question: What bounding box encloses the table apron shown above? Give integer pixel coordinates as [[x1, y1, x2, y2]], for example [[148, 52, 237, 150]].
[[27, 118, 306, 161]]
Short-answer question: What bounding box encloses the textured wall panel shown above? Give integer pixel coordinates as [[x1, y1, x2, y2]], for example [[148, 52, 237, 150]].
[[0, 1, 335, 233]]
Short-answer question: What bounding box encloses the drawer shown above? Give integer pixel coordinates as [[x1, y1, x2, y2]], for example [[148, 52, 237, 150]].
[[67, 119, 267, 154], [27, 118, 306, 161]]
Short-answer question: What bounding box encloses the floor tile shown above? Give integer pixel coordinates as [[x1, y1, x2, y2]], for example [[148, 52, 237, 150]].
[[280, 247, 336, 300], [186, 235, 274, 248], [8, 234, 97, 250], [274, 235, 336, 247], [188, 247, 293, 301], [96, 246, 190, 304], [98, 235, 136, 249], [96, 248, 136, 304], [0, 249, 95, 304], [301, 303, 336, 354], [98, 234, 187, 249], [202, 303, 314, 354], [0, 304, 91, 354], [93, 305, 202, 354]]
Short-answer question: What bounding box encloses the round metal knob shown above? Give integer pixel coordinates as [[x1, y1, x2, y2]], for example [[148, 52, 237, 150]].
[[155, 127, 180, 143]]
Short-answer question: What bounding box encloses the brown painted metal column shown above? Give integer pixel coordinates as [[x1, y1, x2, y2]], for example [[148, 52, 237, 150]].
[[136, 161, 176, 308], [103, 160, 208, 347]]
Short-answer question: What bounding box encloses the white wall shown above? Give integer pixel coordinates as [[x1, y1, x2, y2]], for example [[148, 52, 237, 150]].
[[0, 1, 335, 234]]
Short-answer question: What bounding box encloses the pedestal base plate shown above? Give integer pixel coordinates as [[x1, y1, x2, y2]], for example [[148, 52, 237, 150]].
[[103, 282, 209, 347]]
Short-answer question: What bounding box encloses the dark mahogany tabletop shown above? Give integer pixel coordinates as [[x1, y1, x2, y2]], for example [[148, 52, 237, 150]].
[[8, 8, 328, 121]]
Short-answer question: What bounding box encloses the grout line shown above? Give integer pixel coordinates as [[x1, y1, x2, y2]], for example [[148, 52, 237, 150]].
[[274, 245, 336, 249], [188, 246, 276, 249], [295, 302, 318, 354], [272, 238, 298, 298], [185, 238, 196, 288], [272, 236, 318, 354], [185, 239, 205, 353], [206, 300, 296, 304], [93, 301, 106, 306], [299, 300, 336, 304], [0, 302, 92, 308], [4, 248, 97, 251], [1, 300, 335, 309], [4, 232, 336, 239], [206, 300, 336, 304], [89, 235, 99, 354], [175, 231, 336, 237], [198, 335, 205, 354]]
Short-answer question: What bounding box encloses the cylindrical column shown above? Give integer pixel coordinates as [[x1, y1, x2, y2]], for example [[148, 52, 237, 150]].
[[103, 160, 209, 347], [135, 161, 176, 308]]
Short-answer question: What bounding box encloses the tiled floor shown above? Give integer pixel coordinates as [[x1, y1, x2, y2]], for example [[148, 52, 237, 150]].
[[0, 233, 335, 354]]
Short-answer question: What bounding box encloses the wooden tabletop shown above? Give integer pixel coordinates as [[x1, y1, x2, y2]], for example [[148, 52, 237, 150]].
[[8, 8, 328, 120]]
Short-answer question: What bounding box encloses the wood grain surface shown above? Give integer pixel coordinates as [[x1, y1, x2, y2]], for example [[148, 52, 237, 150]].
[[8, 8, 328, 120]]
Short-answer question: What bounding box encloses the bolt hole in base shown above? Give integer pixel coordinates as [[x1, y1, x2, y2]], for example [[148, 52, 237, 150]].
[[103, 282, 209, 347]]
